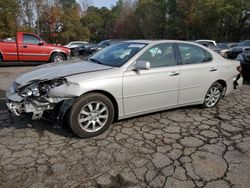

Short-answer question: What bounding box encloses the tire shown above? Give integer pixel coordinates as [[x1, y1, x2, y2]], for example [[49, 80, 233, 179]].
[[68, 93, 114, 138], [203, 82, 223, 108], [0, 55, 2, 64], [72, 50, 79, 57], [50, 53, 65, 63]]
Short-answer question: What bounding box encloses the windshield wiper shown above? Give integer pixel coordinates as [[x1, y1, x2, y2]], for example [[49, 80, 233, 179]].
[[89, 58, 104, 65]]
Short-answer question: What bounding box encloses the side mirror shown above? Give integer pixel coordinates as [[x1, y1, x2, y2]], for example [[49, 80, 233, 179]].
[[133, 61, 151, 71], [38, 41, 44, 45]]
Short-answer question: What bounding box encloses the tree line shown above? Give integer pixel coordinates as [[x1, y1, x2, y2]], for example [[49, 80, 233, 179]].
[[0, 0, 250, 44]]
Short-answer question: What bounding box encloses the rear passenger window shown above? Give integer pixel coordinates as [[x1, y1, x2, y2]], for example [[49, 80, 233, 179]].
[[178, 43, 212, 65]]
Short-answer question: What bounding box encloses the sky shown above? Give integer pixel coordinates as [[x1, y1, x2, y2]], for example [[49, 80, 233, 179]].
[[91, 0, 118, 8]]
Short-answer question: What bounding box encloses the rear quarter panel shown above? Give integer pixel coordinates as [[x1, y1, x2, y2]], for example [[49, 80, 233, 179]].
[[218, 57, 242, 95]]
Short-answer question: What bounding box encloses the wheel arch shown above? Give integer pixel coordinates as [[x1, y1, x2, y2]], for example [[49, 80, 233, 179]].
[[215, 79, 227, 97], [49, 51, 67, 62]]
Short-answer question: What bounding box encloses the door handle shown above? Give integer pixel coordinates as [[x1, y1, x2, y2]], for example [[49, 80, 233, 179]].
[[23, 45, 28, 48], [169, 71, 180, 76], [209, 67, 217, 72]]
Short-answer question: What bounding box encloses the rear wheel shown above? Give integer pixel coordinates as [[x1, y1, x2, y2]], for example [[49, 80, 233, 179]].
[[203, 82, 223, 108], [0, 55, 2, 64], [50, 53, 65, 63], [68, 93, 114, 138]]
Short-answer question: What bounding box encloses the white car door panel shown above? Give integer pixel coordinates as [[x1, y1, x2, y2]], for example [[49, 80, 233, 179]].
[[177, 43, 219, 104], [123, 43, 180, 115], [123, 66, 180, 115], [179, 63, 219, 104]]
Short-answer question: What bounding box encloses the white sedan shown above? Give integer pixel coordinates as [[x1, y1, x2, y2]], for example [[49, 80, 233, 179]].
[[64, 41, 88, 48], [6, 40, 243, 138]]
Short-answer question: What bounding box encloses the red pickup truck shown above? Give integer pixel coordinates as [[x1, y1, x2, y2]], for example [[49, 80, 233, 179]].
[[0, 32, 70, 63]]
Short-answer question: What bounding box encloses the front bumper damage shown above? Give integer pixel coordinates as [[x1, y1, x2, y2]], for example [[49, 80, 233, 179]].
[[6, 80, 75, 121], [6, 99, 56, 119]]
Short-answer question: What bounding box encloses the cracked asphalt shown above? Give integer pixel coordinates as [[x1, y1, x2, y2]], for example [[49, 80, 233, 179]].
[[0, 65, 250, 188]]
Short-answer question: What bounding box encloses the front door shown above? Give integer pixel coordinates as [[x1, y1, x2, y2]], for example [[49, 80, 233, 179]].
[[123, 43, 180, 116], [18, 34, 49, 62]]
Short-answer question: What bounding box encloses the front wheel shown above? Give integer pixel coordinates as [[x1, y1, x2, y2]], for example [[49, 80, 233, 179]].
[[50, 53, 65, 63], [68, 93, 114, 138], [203, 82, 223, 108]]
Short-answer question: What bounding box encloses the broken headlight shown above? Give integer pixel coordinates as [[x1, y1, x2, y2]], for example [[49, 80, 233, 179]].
[[18, 79, 66, 98], [39, 79, 66, 95], [19, 83, 40, 97]]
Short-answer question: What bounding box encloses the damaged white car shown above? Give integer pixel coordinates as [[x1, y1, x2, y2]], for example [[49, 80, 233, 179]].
[[6, 40, 243, 138]]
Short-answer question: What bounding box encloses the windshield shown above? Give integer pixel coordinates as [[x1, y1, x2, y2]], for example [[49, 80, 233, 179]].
[[98, 40, 109, 46], [238, 40, 250, 47], [89, 42, 147, 67]]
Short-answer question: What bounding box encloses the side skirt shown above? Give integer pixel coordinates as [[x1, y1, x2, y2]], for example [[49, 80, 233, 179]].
[[118, 101, 204, 120]]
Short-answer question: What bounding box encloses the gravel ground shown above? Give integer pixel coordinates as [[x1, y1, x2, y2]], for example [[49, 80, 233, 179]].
[[0, 64, 250, 188]]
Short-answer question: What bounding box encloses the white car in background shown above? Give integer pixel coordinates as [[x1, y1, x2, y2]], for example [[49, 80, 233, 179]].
[[195, 40, 217, 46], [64, 41, 88, 48], [6, 40, 243, 138], [195, 40, 222, 53]]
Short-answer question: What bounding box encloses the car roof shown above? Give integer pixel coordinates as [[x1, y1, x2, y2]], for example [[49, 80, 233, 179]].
[[70, 41, 88, 43], [123, 39, 202, 45], [195, 40, 216, 43], [120, 40, 218, 55]]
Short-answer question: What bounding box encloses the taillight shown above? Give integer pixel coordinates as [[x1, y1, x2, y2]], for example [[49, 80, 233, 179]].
[[236, 65, 242, 73]]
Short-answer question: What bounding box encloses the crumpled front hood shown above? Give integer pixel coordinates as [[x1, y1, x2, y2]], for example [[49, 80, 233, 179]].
[[15, 60, 112, 86]]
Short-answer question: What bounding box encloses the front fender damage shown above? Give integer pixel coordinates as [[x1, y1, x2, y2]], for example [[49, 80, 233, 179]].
[[6, 78, 80, 122], [48, 80, 81, 98]]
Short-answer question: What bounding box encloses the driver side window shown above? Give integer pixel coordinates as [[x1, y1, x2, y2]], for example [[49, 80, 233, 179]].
[[23, 34, 40, 45], [137, 43, 177, 68]]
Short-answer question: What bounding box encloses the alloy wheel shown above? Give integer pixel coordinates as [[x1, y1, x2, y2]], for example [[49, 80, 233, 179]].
[[205, 86, 221, 107], [78, 101, 109, 133]]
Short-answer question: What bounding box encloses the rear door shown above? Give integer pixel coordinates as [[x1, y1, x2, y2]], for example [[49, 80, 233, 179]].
[[176, 43, 219, 105], [18, 34, 49, 61]]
